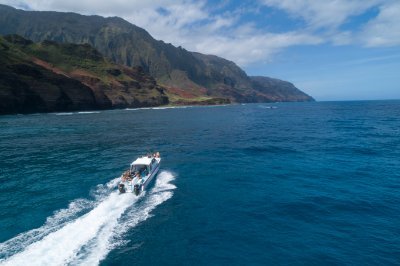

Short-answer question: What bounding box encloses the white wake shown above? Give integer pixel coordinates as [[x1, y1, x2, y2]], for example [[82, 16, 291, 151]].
[[0, 171, 176, 266]]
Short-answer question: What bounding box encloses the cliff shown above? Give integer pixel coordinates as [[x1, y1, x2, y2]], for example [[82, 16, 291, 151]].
[[250, 76, 314, 102], [0, 35, 168, 114], [0, 4, 314, 104]]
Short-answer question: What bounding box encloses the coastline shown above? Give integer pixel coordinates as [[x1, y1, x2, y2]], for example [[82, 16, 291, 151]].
[[0, 100, 316, 116]]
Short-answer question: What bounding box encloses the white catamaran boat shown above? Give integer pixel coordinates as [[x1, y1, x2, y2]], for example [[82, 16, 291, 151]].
[[118, 152, 161, 195]]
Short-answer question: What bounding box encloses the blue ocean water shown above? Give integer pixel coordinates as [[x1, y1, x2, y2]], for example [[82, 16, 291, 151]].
[[0, 101, 399, 265]]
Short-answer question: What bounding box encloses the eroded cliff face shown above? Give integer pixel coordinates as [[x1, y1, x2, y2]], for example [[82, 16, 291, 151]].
[[0, 4, 314, 105], [0, 35, 168, 115], [250, 76, 314, 102]]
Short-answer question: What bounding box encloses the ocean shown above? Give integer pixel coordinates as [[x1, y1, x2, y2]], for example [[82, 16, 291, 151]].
[[0, 101, 399, 265]]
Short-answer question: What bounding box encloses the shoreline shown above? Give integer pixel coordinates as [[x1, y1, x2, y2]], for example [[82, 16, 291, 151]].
[[0, 98, 320, 116]]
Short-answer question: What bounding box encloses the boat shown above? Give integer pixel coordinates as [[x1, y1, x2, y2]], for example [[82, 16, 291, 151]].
[[118, 152, 161, 195]]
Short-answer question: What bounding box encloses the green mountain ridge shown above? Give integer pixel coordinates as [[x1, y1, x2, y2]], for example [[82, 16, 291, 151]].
[[250, 76, 314, 102], [0, 4, 314, 104], [0, 34, 168, 114]]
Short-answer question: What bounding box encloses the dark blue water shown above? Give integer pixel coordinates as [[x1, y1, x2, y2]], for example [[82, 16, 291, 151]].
[[0, 101, 399, 265]]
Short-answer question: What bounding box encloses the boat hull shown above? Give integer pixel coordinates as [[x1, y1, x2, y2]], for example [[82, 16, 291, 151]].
[[118, 157, 161, 195], [142, 163, 160, 190]]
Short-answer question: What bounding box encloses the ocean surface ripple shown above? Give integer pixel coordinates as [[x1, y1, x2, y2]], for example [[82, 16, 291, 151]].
[[0, 101, 399, 265]]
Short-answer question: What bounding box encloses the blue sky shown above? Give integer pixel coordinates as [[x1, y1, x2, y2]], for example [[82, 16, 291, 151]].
[[1, 0, 400, 100]]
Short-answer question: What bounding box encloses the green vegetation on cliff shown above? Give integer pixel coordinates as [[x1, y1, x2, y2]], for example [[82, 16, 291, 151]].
[[250, 76, 314, 102], [0, 4, 314, 104], [0, 35, 168, 114]]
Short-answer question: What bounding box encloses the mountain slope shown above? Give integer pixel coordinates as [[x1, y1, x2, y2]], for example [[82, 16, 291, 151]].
[[0, 4, 314, 103], [250, 76, 314, 102], [0, 5, 210, 87], [0, 35, 168, 114]]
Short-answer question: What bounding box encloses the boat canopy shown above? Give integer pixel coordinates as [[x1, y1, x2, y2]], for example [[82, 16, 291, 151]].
[[131, 156, 154, 166]]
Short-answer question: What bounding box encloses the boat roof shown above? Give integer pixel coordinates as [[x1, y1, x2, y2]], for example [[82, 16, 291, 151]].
[[131, 156, 153, 166]]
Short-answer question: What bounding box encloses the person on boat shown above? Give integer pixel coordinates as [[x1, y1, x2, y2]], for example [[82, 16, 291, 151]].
[[142, 166, 148, 176], [122, 170, 129, 182], [137, 173, 144, 186]]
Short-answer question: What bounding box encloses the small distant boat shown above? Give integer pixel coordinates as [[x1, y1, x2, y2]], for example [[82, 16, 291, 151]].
[[118, 152, 161, 195]]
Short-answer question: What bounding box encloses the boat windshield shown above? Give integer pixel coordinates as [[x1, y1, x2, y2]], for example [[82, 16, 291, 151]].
[[131, 164, 148, 175]]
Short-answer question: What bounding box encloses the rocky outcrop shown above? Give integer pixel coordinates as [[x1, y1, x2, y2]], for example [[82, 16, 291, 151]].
[[250, 76, 314, 102], [0, 35, 168, 115]]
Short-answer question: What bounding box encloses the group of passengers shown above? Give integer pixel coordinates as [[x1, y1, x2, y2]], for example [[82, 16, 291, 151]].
[[121, 152, 159, 182], [121, 166, 148, 182]]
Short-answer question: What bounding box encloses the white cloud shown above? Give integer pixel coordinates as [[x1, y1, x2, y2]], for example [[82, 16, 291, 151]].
[[359, 1, 400, 46], [260, 0, 383, 30], [111, 2, 323, 66], [4, 0, 320, 66], [123, 5, 322, 66], [0, 0, 29, 9], [23, 0, 177, 16], [260, 0, 400, 48], [193, 31, 322, 66], [1, 0, 399, 67]]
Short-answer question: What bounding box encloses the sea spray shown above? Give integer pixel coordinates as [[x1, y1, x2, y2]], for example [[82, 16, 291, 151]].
[[0, 178, 121, 259], [0, 171, 176, 266], [77, 171, 176, 265]]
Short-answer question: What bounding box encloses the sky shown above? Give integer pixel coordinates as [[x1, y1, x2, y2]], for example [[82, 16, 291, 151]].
[[1, 0, 400, 100]]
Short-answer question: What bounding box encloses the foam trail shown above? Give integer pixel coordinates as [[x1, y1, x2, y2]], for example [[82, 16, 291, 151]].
[[151, 106, 192, 110], [54, 113, 74, 116], [0, 172, 175, 266], [0, 199, 93, 258], [0, 179, 120, 258], [77, 111, 101, 114], [77, 171, 176, 265]]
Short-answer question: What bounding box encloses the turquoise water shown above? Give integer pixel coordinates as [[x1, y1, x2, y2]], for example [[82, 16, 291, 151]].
[[0, 101, 399, 265]]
